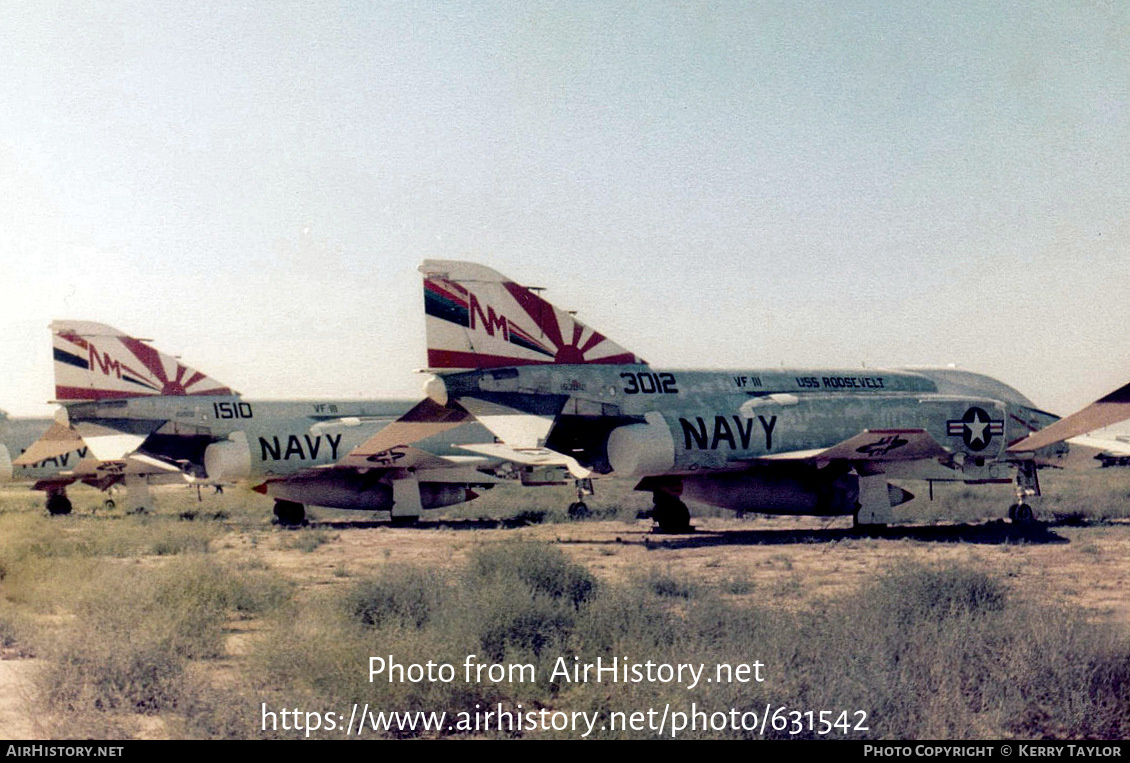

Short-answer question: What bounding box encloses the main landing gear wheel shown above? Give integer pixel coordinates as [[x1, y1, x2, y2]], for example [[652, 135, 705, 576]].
[[651, 494, 692, 534], [567, 501, 590, 520], [273, 500, 306, 527], [46, 493, 72, 516], [1008, 503, 1035, 525], [568, 478, 594, 520]]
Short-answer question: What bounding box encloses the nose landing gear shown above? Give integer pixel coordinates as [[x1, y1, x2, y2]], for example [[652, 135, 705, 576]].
[[1010, 461, 1040, 525]]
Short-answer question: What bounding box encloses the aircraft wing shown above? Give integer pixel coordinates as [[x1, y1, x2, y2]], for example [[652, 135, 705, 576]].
[[1026, 434, 1130, 470], [1007, 381, 1130, 452], [14, 421, 189, 477], [1068, 434, 1130, 455], [756, 429, 950, 464], [335, 444, 466, 471], [342, 398, 472, 462], [12, 422, 85, 465]]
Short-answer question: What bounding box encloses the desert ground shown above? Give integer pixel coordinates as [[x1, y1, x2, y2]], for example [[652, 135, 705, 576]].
[[1, 469, 1128, 739]]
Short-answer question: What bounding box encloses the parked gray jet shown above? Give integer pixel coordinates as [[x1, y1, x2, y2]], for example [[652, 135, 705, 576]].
[[415, 260, 1129, 532], [33, 321, 565, 524], [2, 409, 191, 513]]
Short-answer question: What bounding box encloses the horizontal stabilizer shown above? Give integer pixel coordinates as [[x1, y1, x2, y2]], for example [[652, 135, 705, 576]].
[[759, 429, 949, 463], [1007, 381, 1130, 453]]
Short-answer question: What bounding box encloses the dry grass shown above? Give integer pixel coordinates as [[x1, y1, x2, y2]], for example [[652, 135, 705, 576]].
[[0, 471, 1128, 739]]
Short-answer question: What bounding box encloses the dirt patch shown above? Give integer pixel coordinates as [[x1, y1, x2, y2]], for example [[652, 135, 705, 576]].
[[0, 657, 41, 739], [230, 515, 1130, 626]]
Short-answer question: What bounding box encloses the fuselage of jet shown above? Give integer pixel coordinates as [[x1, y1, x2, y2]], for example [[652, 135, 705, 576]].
[[62, 396, 412, 469], [62, 394, 518, 514], [429, 363, 1062, 490]]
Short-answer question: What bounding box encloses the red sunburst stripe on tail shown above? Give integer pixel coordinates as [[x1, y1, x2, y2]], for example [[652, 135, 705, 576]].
[[502, 282, 566, 350], [427, 349, 644, 370], [57, 332, 90, 351], [425, 279, 470, 307], [505, 323, 555, 356], [427, 350, 553, 369], [54, 385, 234, 401], [580, 329, 612, 355], [119, 337, 169, 385]]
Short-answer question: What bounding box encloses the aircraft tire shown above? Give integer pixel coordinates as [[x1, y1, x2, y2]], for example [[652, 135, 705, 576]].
[[273, 500, 305, 527], [651, 494, 691, 533], [46, 493, 72, 516], [567, 501, 590, 520], [103, 499, 116, 510], [1012, 503, 1035, 524]]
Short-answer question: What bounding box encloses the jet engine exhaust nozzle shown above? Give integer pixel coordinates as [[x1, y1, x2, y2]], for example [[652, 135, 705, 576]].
[[203, 432, 251, 482], [606, 414, 676, 477]]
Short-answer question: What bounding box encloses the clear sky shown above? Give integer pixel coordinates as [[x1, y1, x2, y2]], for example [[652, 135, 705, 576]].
[[2, 1, 1128, 418]]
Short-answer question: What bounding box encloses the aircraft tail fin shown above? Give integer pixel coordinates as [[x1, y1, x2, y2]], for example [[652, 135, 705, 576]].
[[52, 321, 236, 403], [420, 260, 644, 371]]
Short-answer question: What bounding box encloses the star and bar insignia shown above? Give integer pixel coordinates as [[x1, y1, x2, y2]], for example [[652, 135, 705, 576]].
[[947, 406, 1005, 452]]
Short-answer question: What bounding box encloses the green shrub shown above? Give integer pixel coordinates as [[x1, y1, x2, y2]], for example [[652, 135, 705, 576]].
[[347, 568, 444, 629], [873, 564, 1007, 624], [637, 568, 695, 599], [467, 541, 597, 608]]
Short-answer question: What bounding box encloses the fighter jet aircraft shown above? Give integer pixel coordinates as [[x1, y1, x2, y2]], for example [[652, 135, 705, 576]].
[[38, 321, 566, 524], [0, 410, 84, 512], [414, 260, 1130, 532], [2, 409, 191, 514]]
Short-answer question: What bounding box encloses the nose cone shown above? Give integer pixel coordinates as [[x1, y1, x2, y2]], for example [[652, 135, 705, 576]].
[[423, 374, 448, 406], [0, 444, 12, 483]]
